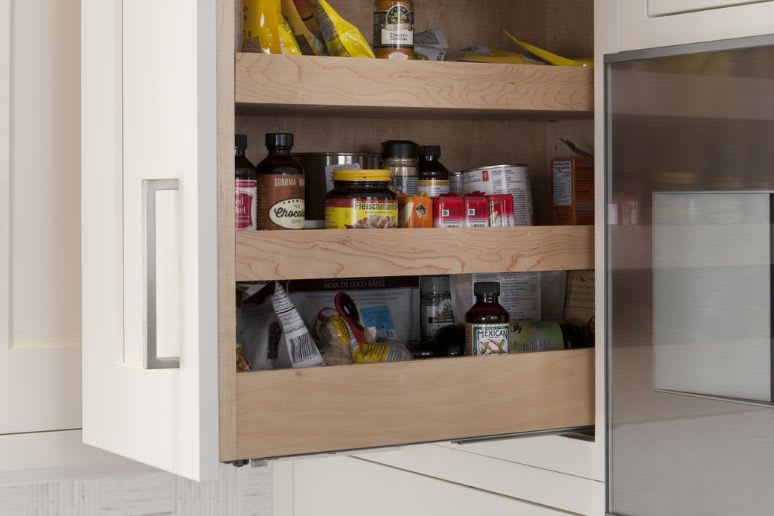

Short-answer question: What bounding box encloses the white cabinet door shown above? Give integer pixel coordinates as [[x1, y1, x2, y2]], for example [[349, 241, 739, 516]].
[[81, 0, 218, 481], [0, 0, 81, 435], [648, 0, 772, 16], [618, 1, 774, 51]]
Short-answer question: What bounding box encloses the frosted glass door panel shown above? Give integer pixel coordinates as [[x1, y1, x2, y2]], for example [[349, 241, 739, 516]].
[[653, 192, 771, 402]]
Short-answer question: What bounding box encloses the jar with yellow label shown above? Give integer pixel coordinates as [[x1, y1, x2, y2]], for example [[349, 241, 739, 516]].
[[325, 169, 398, 229]]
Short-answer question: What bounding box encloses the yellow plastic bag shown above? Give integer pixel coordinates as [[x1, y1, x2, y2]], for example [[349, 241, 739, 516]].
[[351, 341, 413, 363], [312, 0, 374, 58], [504, 30, 593, 68], [457, 47, 528, 65], [243, 0, 302, 55], [282, 0, 327, 55]]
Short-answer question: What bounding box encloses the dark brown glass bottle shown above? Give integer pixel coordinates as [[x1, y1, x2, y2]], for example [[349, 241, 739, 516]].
[[417, 145, 450, 197], [465, 282, 510, 356], [255, 133, 305, 230], [235, 134, 258, 231]]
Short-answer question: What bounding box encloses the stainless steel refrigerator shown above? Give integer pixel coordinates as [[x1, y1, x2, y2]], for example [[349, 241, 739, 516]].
[[606, 37, 774, 515]]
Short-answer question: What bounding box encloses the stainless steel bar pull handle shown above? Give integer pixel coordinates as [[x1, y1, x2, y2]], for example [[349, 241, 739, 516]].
[[142, 179, 180, 369]]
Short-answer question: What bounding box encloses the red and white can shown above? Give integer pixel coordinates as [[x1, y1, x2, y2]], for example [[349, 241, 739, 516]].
[[487, 194, 515, 227], [461, 164, 532, 225]]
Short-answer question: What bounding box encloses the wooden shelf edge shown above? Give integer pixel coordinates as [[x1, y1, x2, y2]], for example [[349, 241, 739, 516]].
[[235, 225, 594, 281], [233, 348, 595, 460], [235, 53, 593, 116]]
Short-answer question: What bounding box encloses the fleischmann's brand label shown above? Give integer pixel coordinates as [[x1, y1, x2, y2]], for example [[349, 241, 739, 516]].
[[257, 174, 305, 230], [466, 323, 510, 356], [325, 198, 398, 229]]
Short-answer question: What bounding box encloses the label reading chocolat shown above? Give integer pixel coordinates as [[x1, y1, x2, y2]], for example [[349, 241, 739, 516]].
[[257, 174, 305, 230]]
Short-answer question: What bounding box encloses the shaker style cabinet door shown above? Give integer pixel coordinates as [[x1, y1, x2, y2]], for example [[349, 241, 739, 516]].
[[618, 0, 774, 51], [81, 0, 219, 480], [0, 0, 81, 434]]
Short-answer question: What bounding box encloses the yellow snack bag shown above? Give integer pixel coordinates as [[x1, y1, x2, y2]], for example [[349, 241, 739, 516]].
[[243, 0, 302, 55], [504, 30, 593, 68], [312, 0, 374, 58], [351, 341, 413, 363], [282, 0, 327, 55]]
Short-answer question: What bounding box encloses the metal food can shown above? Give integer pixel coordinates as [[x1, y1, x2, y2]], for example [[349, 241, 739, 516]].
[[461, 164, 533, 225], [448, 170, 463, 195]]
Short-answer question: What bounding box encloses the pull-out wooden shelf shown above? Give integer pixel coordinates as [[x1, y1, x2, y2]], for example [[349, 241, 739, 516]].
[[235, 348, 594, 460], [236, 225, 594, 281], [235, 53, 593, 118]]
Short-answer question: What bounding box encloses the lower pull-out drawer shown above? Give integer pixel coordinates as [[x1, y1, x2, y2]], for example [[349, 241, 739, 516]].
[[232, 348, 594, 460]]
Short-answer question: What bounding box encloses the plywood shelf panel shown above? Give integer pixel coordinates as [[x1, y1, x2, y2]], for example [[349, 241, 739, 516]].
[[235, 348, 594, 459], [235, 53, 593, 118], [235, 225, 594, 281]]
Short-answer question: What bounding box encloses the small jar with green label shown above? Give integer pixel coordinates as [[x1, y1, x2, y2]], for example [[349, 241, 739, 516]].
[[465, 282, 510, 356], [325, 169, 398, 229]]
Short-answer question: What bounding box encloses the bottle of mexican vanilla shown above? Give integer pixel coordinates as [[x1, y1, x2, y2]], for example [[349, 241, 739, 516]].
[[256, 133, 305, 230]]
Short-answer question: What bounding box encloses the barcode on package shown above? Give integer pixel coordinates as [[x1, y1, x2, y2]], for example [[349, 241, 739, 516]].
[[289, 333, 318, 363]]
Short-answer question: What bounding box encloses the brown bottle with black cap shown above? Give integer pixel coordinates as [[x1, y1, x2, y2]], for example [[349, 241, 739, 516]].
[[256, 133, 305, 230]]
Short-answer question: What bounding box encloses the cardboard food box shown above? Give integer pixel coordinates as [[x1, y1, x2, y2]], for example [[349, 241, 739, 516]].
[[552, 156, 594, 225], [399, 195, 433, 228], [464, 195, 489, 228], [433, 195, 465, 228]]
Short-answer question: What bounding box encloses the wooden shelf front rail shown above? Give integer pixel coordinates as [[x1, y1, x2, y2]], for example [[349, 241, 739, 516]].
[[235, 53, 593, 117], [235, 225, 594, 281], [235, 348, 595, 460]]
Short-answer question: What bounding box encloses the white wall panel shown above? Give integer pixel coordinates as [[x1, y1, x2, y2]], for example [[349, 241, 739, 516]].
[[0, 0, 82, 434]]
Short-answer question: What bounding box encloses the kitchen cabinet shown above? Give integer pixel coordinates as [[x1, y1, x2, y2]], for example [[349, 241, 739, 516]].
[[0, 0, 81, 435], [618, 0, 774, 51], [82, 0, 598, 482]]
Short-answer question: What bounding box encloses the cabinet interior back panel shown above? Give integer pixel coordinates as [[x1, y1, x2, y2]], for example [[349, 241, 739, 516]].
[[238, 116, 551, 221], [322, 0, 593, 59]]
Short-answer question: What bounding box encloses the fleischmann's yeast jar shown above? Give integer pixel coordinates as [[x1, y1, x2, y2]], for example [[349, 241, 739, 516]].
[[325, 169, 398, 229]]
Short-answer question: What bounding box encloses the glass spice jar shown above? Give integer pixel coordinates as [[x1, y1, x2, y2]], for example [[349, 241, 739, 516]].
[[381, 140, 419, 196], [373, 0, 415, 60]]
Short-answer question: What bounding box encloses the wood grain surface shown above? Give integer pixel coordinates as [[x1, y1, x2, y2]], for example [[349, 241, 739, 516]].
[[234, 349, 594, 460], [217, 0, 238, 461], [235, 225, 593, 281], [235, 54, 593, 117]]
